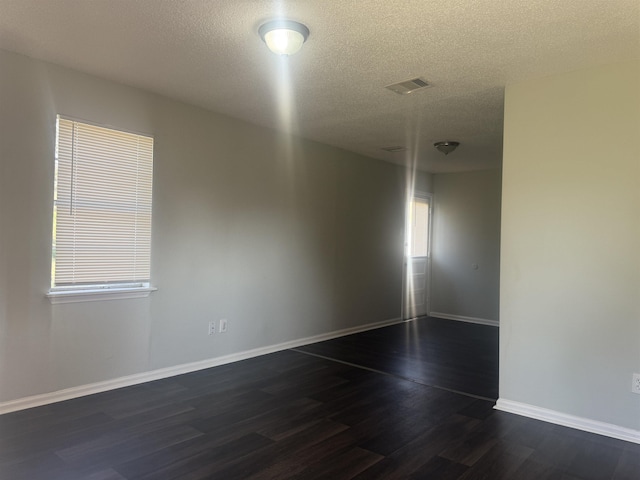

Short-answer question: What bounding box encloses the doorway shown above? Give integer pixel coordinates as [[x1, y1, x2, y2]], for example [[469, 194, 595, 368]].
[[403, 194, 432, 319]]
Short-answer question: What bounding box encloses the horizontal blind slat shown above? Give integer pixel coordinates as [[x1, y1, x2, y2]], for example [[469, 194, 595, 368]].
[[53, 117, 154, 286]]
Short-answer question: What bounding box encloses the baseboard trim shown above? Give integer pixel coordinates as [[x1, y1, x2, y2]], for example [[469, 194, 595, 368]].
[[0, 317, 404, 415], [495, 398, 640, 445], [429, 312, 499, 327]]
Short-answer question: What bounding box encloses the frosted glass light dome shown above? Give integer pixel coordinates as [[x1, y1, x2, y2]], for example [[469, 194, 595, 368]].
[[259, 20, 309, 56]]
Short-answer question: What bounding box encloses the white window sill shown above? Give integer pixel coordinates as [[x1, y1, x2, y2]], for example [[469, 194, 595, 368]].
[[47, 286, 157, 304]]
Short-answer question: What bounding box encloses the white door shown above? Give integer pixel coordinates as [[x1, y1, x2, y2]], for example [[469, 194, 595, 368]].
[[403, 195, 432, 319]]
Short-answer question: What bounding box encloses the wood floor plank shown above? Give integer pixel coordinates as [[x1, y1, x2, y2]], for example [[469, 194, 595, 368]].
[[1, 316, 636, 480], [564, 439, 624, 480], [408, 455, 469, 480], [131, 432, 275, 480], [112, 433, 232, 479], [295, 316, 499, 399], [612, 447, 640, 480], [83, 469, 128, 480], [455, 440, 534, 480], [172, 420, 349, 480], [292, 446, 383, 480], [352, 413, 482, 479], [56, 423, 204, 470]]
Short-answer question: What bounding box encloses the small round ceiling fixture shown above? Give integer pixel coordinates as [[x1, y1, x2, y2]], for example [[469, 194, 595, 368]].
[[259, 20, 309, 56], [434, 141, 460, 155]]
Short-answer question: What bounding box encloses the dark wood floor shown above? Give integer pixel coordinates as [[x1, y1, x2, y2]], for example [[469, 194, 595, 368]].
[[1, 317, 638, 479], [296, 316, 499, 399]]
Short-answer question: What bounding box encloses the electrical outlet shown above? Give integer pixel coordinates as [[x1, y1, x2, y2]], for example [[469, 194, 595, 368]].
[[219, 318, 228, 333], [633, 373, 640, 394], [208, 321, 216, 336]]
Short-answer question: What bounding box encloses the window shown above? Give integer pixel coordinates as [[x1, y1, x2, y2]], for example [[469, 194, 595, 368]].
[[408, 196, 430, 257], [48, 117, 155, 303]]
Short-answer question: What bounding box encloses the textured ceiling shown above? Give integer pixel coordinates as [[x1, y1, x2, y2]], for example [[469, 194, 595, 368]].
[[0, 0, 638, 172]]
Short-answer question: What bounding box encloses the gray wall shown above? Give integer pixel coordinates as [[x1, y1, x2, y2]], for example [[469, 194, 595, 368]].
[[500, 61, 640, 430], [430, 169, 501, 322], [0, 49, 429, 402]]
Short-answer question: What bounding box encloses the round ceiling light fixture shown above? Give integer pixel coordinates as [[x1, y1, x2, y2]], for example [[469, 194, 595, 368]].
[[259, 20, 310, 56], [434, 141, 460, 155]]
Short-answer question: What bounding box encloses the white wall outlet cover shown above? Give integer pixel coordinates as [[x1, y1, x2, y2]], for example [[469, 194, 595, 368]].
[[219, 319, 228, 333], [208, 321, 216, 335], [633, 373, 640, 394]]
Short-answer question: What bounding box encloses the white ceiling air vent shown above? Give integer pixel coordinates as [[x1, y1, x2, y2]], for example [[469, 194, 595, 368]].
[[381, 146, 407, 152], [385, 77, 431, 95]]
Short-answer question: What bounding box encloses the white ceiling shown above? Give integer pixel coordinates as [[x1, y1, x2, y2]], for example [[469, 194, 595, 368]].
[[0, 1, 638, 173]]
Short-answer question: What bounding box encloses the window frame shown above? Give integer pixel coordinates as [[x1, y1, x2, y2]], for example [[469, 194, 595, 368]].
[[47, 116, 156, 304]]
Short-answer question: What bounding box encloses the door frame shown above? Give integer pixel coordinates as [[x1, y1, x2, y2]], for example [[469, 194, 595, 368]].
[[401, 192, 433, 320]]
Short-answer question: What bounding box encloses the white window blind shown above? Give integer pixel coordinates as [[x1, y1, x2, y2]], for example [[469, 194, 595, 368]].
[[52, 117, 153, 288], [409, 197, 430, 257]]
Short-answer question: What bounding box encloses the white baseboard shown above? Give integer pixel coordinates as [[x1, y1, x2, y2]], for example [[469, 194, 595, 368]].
[[0, 317, 403, 415], [495, 398, 640, 445], [429, 311, 499, 327]]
